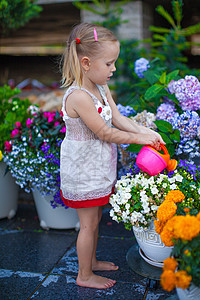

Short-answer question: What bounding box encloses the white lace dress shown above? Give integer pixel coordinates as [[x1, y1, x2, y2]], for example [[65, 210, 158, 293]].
[[60, 85, 117, 208]]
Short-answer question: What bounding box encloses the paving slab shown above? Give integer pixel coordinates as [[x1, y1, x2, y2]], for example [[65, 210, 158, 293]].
[[0, 230, 76, 273]]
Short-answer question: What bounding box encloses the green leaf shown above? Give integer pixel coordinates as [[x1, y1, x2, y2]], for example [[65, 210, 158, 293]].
[[159, 132, 173, 144], [144, 84, 164, 100], [170, 129, 181, 142], [156, 5, 176, 28], [143, 70, 160, 85], [159, 72, 166, 84], [166, 69, 179, 84], [126, 144, 143, 153], [149, 26, 170, 34], [154, 120, 173, 133], [153, 34, 167, 42]]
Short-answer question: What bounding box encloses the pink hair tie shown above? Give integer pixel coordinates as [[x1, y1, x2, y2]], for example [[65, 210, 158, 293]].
[[93, 28, 98, 42], [75, 38, 80, 44]]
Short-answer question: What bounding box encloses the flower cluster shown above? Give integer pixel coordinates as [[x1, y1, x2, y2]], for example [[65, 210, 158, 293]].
[[110, 159, 200, 230], [109, 170, 184, 230], [169, 75, 200, 111], [160, 212, 200, 291], [117, 103, 135, 117], [156, 101, 200, 160], [3, 108, 66, 208], [134, 58, 150, 78]]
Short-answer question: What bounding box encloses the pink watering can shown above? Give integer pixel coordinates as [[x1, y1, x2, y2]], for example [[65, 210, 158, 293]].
[[136, 145, 177, 176]]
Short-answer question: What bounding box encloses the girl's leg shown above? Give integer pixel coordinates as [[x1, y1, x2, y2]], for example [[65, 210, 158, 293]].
[[92, 206, 119, 271], [76, 206, 116, 289]]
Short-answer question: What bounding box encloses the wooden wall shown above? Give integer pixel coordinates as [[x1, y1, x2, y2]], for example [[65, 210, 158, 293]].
[[0, 2, 80, 55]]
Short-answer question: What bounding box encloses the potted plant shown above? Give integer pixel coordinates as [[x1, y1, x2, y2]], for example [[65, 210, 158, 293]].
[[3, 108, 79, 230], [109, 160, 200, 265], [0, 85, 31, 219], [157, 191, 200, 299]]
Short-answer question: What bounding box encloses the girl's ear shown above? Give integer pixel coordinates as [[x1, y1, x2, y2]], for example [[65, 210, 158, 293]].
[[81, 56, 91, 72]]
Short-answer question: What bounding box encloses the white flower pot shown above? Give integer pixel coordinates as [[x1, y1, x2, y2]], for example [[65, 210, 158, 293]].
[[176, 283, 200, 300], [133, 221, 173, 267], [32, 188, 80, 230], [0, 161, 18, 219]]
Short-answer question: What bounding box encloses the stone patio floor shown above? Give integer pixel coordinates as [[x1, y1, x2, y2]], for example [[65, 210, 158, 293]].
[[0, 191, 179, 300]]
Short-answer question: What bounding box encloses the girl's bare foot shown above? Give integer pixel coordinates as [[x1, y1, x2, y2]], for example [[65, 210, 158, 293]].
[[76, 273, 116, 289], [92, 260, 119, 271]]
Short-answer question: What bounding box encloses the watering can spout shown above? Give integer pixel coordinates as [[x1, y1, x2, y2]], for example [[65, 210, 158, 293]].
[[167, 159, 177, 172]]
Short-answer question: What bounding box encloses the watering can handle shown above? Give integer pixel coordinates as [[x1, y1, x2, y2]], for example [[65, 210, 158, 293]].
[[159, 144, 169, 155]]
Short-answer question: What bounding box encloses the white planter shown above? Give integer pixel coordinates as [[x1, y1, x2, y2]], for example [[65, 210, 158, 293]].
[[133, 221, 173, 267], [176, 283, 200, 300], [0, 161, 18, 219], [32, 188, 80, 230]]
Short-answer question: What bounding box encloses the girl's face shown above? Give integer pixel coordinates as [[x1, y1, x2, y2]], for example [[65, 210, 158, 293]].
[[86, 41, 120, 86]]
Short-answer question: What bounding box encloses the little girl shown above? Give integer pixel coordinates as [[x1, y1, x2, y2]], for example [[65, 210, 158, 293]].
[[60, 23, 165, 289]]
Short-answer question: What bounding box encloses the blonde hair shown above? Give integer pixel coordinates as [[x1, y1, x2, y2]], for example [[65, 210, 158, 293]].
[[61, 23, 118, 87]]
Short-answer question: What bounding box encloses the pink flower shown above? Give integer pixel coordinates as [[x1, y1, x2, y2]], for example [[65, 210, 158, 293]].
[[11, 128, 19, 138], [5, 141, 12, 152], [26, 118, 33, 128], [54, 121, 60, 126], [43, 112, 49, 118], [14, 121, 22, 128], [60, 127, 66, 133]]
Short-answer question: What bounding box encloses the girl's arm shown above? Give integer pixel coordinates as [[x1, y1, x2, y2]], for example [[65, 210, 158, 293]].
[[67, 89, 163, 149], [105, 85, 165, 144]]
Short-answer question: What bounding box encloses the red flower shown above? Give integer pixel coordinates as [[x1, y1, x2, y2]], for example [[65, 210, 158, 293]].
[[5, 141, 12, 152], [60, 111, 64, 117], [98, 107, 102, 114]]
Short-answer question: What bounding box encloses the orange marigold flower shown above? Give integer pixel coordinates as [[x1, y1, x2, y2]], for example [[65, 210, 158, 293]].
[[165, 190, 185, 203], [154, 219, 164, 234], [174, 215, 200, 240], [160, 228, 175, 247], [157, 201, 177, 223], [163, 257, 178, 272], [160, 270, 176, 292], [197, 212, 200, 221], [175, 270, 192, 289], [184, 208, 190, 213]]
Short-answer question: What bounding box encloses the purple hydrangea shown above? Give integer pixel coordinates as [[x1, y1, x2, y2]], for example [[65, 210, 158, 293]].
[[117, 104, 135, 117], [169, 75, 200, 111], [174, 111, 200, 141], [134, 58, 150, 78], [156, 103, 178, 121]]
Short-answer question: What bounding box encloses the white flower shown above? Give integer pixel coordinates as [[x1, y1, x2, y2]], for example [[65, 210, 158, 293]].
[[151, 186, 159, 195], [198, 188, 200, 195], [170, 183, 177, 190]]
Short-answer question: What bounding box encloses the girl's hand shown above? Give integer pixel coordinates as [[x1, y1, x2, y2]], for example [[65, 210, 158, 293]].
[[136, 133, 165, 151]]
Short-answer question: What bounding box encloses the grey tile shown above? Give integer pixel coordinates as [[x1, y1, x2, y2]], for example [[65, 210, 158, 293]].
[[30, 274, 146, 300], [0, 269, 45, 300], [0, 231, 76, 273]]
